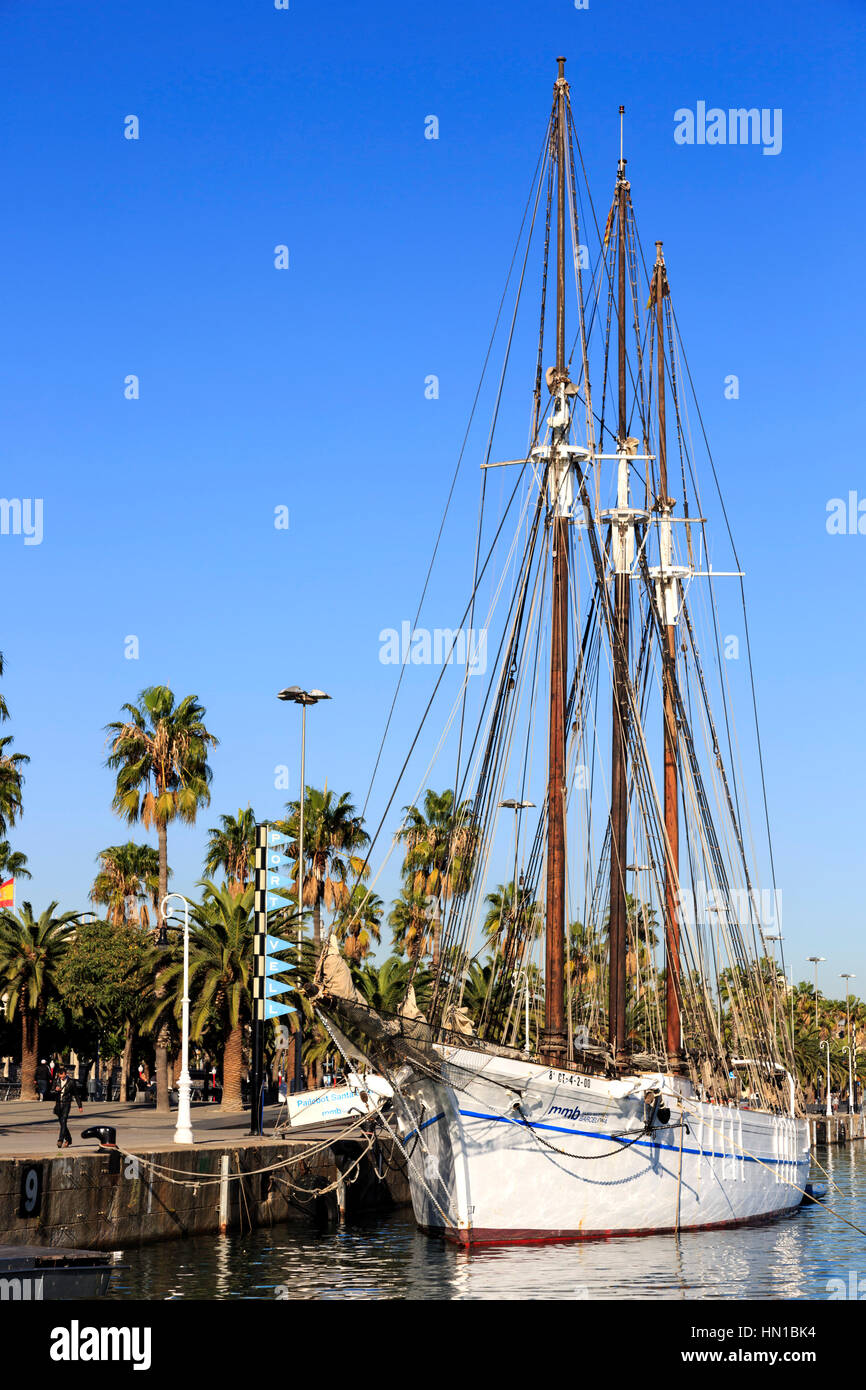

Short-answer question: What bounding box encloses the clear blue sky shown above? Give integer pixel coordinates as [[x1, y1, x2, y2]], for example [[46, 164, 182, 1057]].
[[0, 0, 863, 998]]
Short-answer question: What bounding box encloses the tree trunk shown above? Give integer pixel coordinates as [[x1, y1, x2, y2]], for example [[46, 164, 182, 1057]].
[[20, 1012, 38, 1100], [311, 893, 324, 1088], [313, 891, 322, 954], [432, 895, 442, 967], [154, 820, 171, 1112], [220, 1021, 244, 1112], [120, 1020, 134, 1102]]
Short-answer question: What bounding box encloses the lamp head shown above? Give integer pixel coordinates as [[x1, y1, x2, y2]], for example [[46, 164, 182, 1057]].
[[277, 686, 331, 705]]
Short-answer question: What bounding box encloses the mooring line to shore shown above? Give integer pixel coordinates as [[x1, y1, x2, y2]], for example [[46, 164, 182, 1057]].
[[104, 1107, 384, 1191]]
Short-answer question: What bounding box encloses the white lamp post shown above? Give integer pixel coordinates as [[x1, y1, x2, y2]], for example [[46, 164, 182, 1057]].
[[844, 1045, 854, 1121], [822, 1038, 832, 1120], [277, 687, 330, 1096], [841, 973, 855, 1114], [807, 955, 825, 1031], [277, 687, 331, 944], [765, 933, 783, 1045], [160, 893, 193, 1145]]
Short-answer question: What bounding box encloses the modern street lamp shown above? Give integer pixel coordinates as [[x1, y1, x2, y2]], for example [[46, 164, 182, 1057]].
[[822, 1038, 832, 1119], [498, 800, 536, 1052], [277, 687, 330, 1096], [497, 798, 535, 977], [498, 799, 535, 889], [765, 934, 783, 1046], [807, 955, 825, 1032], [159, 893, 193, 1145], [626, 865, 652, 1005], [841, 973, 855, 1114], [277, 688, 331, 942], [843, 1045, 855, 1120]]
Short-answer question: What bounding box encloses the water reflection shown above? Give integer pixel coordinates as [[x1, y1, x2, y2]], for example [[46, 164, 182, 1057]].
[[107, 1145, 864, 1301]]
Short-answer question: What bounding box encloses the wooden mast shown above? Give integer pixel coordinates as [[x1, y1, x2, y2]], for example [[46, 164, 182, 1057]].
[[541, 57, 569, 1067], [653, 240, 682, 1064], [608, 117, 630, 1067]]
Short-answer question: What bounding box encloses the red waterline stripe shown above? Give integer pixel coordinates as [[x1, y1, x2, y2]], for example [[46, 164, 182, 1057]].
[[421, 1202, 803, 1248]]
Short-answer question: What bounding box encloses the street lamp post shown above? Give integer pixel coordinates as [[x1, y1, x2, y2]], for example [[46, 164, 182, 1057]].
[[498, 799, 535, 901], [277, 686, 330, 1094], [278, 687, 331, 940], [822, 1038, 832, 1119], [807, 955, 825, 1032], [626, 865, 652, 1007], [159, 893, 193, 1145], [841, 973, 855, 1114], [499, 799, 535, 1048], [765, 934, 783, 1049]]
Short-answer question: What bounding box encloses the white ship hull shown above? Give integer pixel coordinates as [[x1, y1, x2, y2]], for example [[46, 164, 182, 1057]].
[[393, 1046, 810, 1245]]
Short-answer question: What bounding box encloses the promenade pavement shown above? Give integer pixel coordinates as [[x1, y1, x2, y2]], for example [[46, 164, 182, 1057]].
[[0, 1100, 314, 1159]]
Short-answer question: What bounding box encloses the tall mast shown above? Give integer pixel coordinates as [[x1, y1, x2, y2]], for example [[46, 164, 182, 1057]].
[[608, 112, 631, 1067], [653, 240, 682, 1066], [541, 57, 569, 1067]]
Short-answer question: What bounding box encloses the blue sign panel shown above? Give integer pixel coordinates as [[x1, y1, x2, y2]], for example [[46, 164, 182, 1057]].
[[265, 976, 290, 998], [266, 871, 292, 890], [264, 999, 291, 1020], [265, 934, 293, 955], [266, 892, 292, 913]]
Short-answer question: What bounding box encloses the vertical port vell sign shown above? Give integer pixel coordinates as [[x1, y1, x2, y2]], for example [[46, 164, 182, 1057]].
[[250, 824, 294, 1135]]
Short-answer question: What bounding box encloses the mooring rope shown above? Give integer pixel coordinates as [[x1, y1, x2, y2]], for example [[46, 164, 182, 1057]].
[[107, 1107, 383, 1190]]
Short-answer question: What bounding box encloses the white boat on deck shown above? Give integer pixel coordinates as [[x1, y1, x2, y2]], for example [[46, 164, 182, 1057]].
[[392, 1048, 809, 1245], [286, 1072, 393, 1129]]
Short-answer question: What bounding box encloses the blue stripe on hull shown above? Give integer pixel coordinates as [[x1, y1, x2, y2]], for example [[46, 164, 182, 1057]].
[[455, 1108, 807, 1168]]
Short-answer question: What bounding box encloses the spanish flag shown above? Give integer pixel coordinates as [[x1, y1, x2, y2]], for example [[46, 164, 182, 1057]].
[[0, 878, 13, 910]]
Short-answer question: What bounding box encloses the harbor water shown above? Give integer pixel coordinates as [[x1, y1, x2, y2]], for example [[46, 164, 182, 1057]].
[[106, 1144, 866, 1301]]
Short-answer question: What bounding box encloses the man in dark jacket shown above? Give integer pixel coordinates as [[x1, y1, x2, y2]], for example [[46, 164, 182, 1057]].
[[35, 1059, 51, 1101], [51, 1066, 83, 1147]]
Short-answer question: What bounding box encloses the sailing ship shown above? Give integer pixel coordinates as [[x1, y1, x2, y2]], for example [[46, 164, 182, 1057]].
[[314, 58, 810, 1244]]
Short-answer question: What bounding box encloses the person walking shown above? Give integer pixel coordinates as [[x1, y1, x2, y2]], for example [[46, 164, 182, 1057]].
[[51, 1066, 83, 1148], [35, 1059, 51, 1102]]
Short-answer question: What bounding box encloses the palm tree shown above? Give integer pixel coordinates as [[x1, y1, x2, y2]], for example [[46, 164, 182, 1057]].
[[356, 956, 432, 1016], [0, 842, 30, 882], [105, 686, 218, 1110], [335, 884, 383, 962], [91, 843, 161, 926], [457, 958, 494, 1027], [0, 902, 79, 1098], [398, 788, 478, 965], [156, 881, 254, 1112], [0, 653, 28, 836], [0, 735, 28, 838], [277, 788, 369, 952], [89, 843, 161, 1098], [567, 919, 600, 987], [203, 807, 257, 895], [388, 886, 434, 961], [602, 893, 660, 983], [482, 880, 543, 966]]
